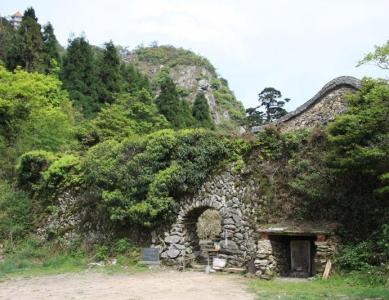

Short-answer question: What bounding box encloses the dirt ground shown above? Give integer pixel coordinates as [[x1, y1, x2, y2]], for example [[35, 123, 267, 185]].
[[0, 270, 255, 300]]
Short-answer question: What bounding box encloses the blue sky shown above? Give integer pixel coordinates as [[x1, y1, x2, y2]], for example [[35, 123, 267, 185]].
[[1, 0, 388, 110]]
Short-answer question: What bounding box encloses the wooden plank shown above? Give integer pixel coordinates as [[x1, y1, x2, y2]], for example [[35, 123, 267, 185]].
[[322, 259, 332, 280]]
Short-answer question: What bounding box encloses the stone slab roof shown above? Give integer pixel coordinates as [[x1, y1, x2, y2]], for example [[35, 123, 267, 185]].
[[258, 221, 339, 236]]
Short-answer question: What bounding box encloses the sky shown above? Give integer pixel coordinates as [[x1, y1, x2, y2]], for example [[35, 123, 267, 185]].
[[1, 0, 388, 110]]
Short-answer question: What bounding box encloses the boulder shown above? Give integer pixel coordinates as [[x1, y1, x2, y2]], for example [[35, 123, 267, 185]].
[[164, 235, 181, 244], [167, 247, 180, 259]]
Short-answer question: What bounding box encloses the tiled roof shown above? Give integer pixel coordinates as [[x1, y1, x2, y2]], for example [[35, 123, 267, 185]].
[[12, 11, 22, 17]]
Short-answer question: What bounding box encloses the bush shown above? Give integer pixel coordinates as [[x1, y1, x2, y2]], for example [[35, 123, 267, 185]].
[[0, 181, 32, 242], [95, 245, 110, 261], [83, 129, 231, 228], [336, 242, 375, 271], [16, 150, 56, 189], [113, 239, 131, 254], [41, 154, 82, 194]]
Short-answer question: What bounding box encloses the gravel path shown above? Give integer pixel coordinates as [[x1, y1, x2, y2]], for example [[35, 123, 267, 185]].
[[0, 270, 255, 300]]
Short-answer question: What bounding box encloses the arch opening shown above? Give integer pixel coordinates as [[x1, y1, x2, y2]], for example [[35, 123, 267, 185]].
[[182, 206, 222, 264]]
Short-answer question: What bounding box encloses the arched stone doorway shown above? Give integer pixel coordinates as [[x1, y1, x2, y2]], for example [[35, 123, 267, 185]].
[[159, 171, 258, 268]]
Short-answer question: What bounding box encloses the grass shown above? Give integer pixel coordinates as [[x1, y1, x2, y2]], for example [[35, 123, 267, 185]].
[[0, 239, 148, 281], [247, 274, 389, 300]]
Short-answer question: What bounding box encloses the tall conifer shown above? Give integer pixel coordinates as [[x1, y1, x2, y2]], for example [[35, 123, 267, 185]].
[[61, 36, 99, 116], [42, 22, 60, 73], [192, 92, 214, 129], [98, 41, 123, 103]]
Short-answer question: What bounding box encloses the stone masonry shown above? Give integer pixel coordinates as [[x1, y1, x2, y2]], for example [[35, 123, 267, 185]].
[[252, 76, 361, 133], [157, 170, 257, 267]]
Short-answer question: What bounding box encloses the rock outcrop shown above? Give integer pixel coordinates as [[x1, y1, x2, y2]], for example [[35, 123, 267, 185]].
[[125, 45, 245, 128]]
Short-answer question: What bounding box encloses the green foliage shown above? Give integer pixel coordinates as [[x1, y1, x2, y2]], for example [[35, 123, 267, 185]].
[[41, 154, 82, 196], [0, 65, 75, 155], [90, 89, 169, 142], [0, 17, 15, 65], [42, 22, 60, 73], [98, 41, 123, 103], [113, 238, 131, 254], [16, 150, 55, 190], [248, 272, 389, 299], [135, 45, 216, 75], [0, 181, 32, 242], [357, 40, 389, 69], [213, 83, 245, 123], [95, 245, 110, 261], [155, 70, 194, 129], [0, 238, 87, 279], [255, 126, 307, 160], [83, 129, 230, 227], [246, 87, 290, 126], [121, 63, 151, 93], [6, 8, 44, 72], [192, 92, 214, 129], [61, 36, 100, 116]]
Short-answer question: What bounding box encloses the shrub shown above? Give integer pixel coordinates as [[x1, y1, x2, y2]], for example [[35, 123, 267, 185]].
[[113, 239, 131, 254], [0, 181, 32, 242], [16, 150, 56, 190], [95, 245, 110, 261], [41, 154, 82, 197]]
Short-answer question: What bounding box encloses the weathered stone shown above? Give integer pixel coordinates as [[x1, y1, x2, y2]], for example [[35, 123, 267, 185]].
[[223, 218, 235, 225], [164, 235, 181, 244], [173, 244, 186, 250], [166, 248, 180, 259]]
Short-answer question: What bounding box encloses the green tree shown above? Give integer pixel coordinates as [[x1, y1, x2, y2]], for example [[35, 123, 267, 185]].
[[7, 7, 44, 72], [192, 92, 214, 129], [61, 36, 100, 116], [357, 40, 389, 70], [156, 70, 194, 128], [247, 87, 290, 125], [0, 17, 15, 66], [0, 65, 75, 173], [98, 41, 123, 103], [90, 89, 169, 141], [245, 107, 265, 127], [0, 181, 32, 242], [42, 22, 60, 73], [121, 63, 151, 93]]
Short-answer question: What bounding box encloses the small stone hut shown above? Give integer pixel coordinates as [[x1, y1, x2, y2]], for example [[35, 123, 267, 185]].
[[255, 222, 338, 279]]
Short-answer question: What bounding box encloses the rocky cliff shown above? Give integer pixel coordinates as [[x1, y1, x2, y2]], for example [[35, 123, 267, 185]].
[[125, 45, 245, 130]]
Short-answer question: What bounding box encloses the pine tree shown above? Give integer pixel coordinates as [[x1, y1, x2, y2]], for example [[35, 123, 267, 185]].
[[156, 73, 181, 128], [245, 87, 290, 126], [121, 63, 151, 93], [192, 92, 214, 129], [0, 17, 15, 66], [8, 7, 44, 72], [98, 41, 123, 103], [258, 87, 290, 123], [155, 70, 194, 128], [61, 36, 100, 116], [42, 22, 60, 73]]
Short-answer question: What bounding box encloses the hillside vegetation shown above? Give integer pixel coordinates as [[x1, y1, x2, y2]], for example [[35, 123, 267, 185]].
[[0, 7, 387, 289]]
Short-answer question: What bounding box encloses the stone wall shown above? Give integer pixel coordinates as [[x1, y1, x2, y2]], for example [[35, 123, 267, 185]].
[[255, 235, 337, 279], [314, 237, 338, 274], [252, 76, 361, 133], [157, 170, 258, 267]]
